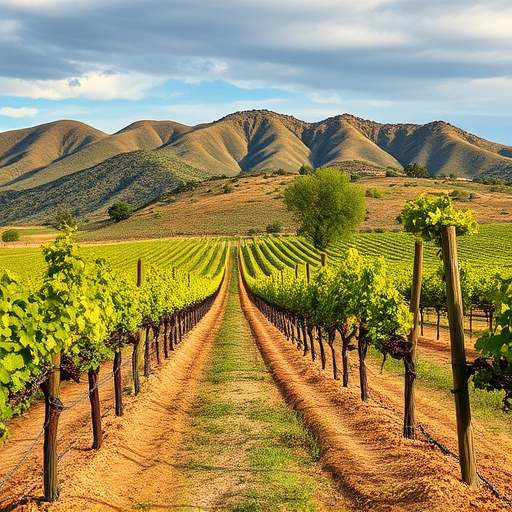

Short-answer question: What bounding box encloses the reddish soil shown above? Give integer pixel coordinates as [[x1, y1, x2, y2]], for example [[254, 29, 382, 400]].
[[2, 267, 512, 511], [238, 273, 512, 511], [0, 268, 230, 511]]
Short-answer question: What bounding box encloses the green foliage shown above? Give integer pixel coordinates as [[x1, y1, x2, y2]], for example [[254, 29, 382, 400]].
[[52, 209, 78, 231], [108, 202, 134, 222], [397, 194, 478, 246], [404, 163, 430, 178], [365, 187, 385, 198], [385, 168, 402, 177], [0, 233, 228, 439], [266, 221, 282, 234], [283, 167, 366, 251], [449, 189, 471, 202], [298, 165, 314, 175], [222, 182, 234, 194], [1, 229, 20, 242]]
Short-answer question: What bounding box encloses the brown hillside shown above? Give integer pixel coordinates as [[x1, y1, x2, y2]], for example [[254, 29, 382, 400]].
[[5, 120, 192, 190], [160, 110, 310, 174], [0, 120, 107, 186], [303, 116, 401, 169], [343, 115, 512, 178]]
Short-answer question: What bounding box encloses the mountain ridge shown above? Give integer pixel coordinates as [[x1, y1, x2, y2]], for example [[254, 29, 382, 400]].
[[1, 110, 512, 224]]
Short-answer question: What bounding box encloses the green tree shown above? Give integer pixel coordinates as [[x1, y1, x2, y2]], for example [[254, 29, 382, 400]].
[[52, 209, 78, 231], [298, 164, 314, 175], [404, 163, 430, 178], [266, 221, 282, 234], [1, 229, 20, 242], [108, 202, 133, 222], [283, 167, 366, 251]]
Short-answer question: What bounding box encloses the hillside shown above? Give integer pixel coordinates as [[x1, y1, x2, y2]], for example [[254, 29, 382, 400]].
[[0, 150, 208, 225], [1, 110, 512, 224], [0, 120, 107, 186], [75, 173, 512, 242]]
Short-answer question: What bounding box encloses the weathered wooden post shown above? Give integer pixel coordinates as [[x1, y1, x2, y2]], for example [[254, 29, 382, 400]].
[[43, 351, 63, 501], [306, 262, 310, 283], [321, 252, 327, 267], [403, 240, 422, 439], [132, 259, 142, 395], [441, 225, 478, 487]]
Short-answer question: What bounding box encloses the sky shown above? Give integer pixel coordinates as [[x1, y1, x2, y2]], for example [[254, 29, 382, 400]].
[[0, 0, 511, 145]]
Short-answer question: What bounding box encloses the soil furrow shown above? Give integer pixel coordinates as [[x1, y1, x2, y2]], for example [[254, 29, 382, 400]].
[[238, 271, 508, 511]]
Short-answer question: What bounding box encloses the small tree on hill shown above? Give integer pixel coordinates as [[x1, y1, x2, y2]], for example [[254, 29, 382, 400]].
[[2, 229, 20, 242], [283, 167, 366, 251], [53, 209, 78, 231], [404, 163, 430, 178], [108, 202, 133, 222]]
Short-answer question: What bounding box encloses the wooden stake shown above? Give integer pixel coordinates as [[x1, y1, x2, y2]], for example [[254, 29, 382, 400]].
[[43, 351, 63, 502], [441, 225, 478, 487], [403, 240, 422, 439]]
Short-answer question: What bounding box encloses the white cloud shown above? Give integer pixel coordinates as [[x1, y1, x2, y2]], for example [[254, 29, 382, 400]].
[[0, 106, 39, 118], [0, 70, 165, 100]]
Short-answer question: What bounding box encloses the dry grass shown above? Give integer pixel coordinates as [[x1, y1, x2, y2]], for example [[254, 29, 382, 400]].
[[78, 174, 512, 242]]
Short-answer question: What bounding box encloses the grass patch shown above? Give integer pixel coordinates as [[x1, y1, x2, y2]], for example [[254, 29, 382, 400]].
[[249, 446, 294, 469], [368, 345, 512, 430]]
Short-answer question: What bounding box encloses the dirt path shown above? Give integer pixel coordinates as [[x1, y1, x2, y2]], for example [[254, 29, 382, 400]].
[[167, 259, 350, 510], [0, 264, 231, 511], [239, 274, 510, 511]]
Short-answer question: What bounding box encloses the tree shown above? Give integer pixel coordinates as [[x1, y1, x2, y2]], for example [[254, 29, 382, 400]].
[[108, 202, 133, 222], [298, 164, 314, 175], [404, 163, 430, 178], [266, 221, 282, 234], [283, 167, 366, 251], [1, 229, 20, 242], [52, 209, 78, 231]]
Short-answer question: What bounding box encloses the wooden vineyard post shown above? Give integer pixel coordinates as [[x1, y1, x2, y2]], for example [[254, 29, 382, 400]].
[[44, 351, 63, 502], [321, 252, 327, 267], [295, 263, 299, 279], [404, 240, 422, 439], [306, 262, 310, 283], [132, 259, 142, 395], [113, 351, 123, 416], [441, 225, 478, 487], [88, 367, 102, 449]]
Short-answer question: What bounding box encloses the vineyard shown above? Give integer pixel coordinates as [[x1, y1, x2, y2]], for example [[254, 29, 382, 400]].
[[1, 228, 512, 510]]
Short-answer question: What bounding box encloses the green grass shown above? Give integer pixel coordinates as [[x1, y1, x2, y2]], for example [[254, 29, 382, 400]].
[[171, 256, 332, 511], [368, 346, 512, 432]]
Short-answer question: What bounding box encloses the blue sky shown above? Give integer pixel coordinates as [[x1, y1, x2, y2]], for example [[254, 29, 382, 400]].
[[1, 0, 511, 145]]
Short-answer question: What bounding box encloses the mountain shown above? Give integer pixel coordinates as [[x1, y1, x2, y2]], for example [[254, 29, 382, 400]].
[[0, 151, 207, 225], [1, 110, 511, 224]]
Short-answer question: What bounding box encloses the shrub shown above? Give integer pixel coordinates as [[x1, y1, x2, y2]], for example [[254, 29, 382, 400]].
[[108, 202, 134, 222], [266, 221, 282, 234], [449, 189, 470, 202], [386, 168, 402, 177], [366, 187, 385, 198], [222, 182, 234, 194], [1, 229, 20, 242], [52, 209, 78, 230]]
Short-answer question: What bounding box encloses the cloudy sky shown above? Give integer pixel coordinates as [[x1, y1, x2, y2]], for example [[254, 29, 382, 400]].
[[1, 0, 511, 144]]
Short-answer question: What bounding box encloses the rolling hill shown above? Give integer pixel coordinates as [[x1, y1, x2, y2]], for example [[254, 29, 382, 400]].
[[1, 110, 512, 224]]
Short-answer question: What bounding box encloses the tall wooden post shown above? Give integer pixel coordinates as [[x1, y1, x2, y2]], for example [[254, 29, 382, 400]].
[[404, 240, 422, 439], [44, 351, 63, 502], [441, 225, 478, 487], [133, 259, 142, 395], [321, 252, 327, 267], [306, 262, 310, 283]]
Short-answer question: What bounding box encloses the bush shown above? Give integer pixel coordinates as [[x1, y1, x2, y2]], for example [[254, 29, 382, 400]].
[[52, 209, 78, 231], [108, 202, 134, 222], [222, 182, 234, 194], [385, 168, 402, 177], [1, 229, 20, 242], [366, 187, 385, 198], [266, 221, 282, 234], [449, 189, 470, 202], [404, 163, 430, 178]]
